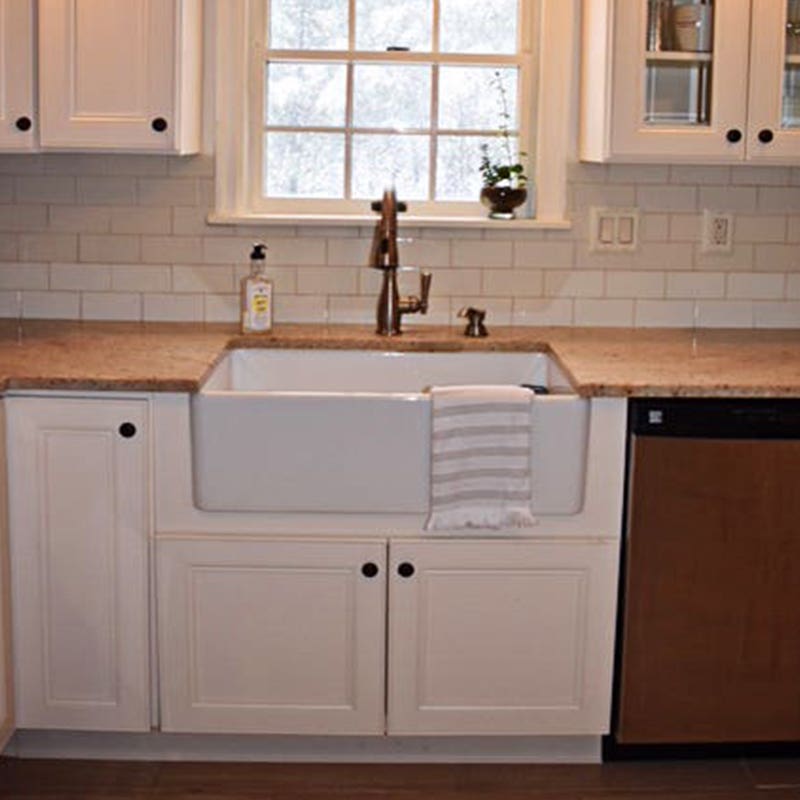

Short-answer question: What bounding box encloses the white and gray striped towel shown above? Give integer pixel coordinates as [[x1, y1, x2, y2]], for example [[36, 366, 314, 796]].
[[424, 384, 537, 531]]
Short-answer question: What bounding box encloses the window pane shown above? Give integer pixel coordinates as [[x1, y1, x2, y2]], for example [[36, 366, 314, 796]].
[[439, 0, 518, 54], [355, 0, 432, 51], [268, 0, 348, 50], [264, 132, 345, 198], [352, 134, 429, 200], [439, 67, 518, 131], [266, 63, 347, 127], [436, 136, 484, 201], [353, 65, 431, 129]]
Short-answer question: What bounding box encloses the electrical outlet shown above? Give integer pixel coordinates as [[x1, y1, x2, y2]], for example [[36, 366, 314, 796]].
[[589, 207, 640, 252], [702, 210, 733, 253]]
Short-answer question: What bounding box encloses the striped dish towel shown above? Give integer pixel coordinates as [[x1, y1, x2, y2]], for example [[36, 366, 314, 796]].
[[424, 385, 537, 531]]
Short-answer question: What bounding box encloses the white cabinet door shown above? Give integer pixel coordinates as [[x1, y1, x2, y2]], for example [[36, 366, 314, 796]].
[[38, 0, 201, 152], [747, 0, 800, 161], [608, 0, 751, 161], [387, 539, 619, 735], [0, 401, 13, 752], [0, 0, 35, 150], [158, 538, 387, 734], [7, 397, 150, 731]]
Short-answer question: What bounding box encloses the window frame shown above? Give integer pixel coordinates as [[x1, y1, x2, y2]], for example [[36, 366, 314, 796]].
[[213, 0, 575, 228]]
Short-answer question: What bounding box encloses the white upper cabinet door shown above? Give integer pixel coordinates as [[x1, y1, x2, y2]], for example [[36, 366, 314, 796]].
[[38, 0, 201, 152], [387, 539, 619, 735], [158, 538, 387, 735], [581, 0, 753, 162], [747, 0, 800, 161], [7, 397, 150, 732], [0, 402, 14, 752], [0, 0, 35, 150]]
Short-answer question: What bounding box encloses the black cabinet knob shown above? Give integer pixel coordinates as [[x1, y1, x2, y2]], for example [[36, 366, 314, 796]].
[[726, 128, 742, 143], [361, 562, 379, 578], [758, 128, 774, 144], [397, 562, 415, 578], [118, 422, 137, 438], [151, 117, 168, 133], [15, 116, 32, 132]]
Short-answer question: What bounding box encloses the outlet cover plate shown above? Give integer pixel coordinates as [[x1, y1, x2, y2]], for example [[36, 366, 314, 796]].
[[701, 210, 734, 253]]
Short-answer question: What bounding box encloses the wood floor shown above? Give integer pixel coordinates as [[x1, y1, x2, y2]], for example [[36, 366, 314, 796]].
[[1, 757, 800, 800]]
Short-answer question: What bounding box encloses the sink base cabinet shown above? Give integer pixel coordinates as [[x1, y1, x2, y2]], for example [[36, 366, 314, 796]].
[[388, 540, 618, 735], [157, 537, 618, 737], [157, 538, 387, 735], [6, 397, 150, 732]]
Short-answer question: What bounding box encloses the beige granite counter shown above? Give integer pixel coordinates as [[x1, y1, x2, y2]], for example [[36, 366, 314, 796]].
[[1, 320, 800, 397]]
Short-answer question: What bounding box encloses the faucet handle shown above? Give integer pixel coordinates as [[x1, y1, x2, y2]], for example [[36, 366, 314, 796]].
[[419, 271, 432, 314]]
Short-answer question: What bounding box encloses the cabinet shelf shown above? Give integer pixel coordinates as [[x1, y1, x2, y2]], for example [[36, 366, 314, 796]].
[[645, 50, 713, 63], [786, 54, 800, 65]]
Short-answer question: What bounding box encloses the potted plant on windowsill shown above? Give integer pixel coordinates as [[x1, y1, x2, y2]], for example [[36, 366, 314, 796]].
[[479, 72, 528, 220]]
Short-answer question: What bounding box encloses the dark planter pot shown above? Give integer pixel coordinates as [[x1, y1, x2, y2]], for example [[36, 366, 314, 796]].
[[480, 186, 528, 220]]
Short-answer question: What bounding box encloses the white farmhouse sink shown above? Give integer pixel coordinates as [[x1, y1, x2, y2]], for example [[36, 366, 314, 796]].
[[191, 349, 590, 515]]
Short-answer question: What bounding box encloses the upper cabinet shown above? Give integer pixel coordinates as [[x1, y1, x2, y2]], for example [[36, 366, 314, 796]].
[[581, 0, 800, 163], [0, 0, 35, 150], [0, 0, 202, 154]]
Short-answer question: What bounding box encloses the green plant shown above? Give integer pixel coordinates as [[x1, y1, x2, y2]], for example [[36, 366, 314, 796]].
[[479, 71, 527, 189]]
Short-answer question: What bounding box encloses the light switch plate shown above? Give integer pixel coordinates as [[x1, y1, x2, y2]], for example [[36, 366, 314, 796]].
[[589, 207, 640, 252]]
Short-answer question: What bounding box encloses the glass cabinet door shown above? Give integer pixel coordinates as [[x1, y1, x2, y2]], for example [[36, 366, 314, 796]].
[[748, 0, 800, 160], [609, 0, 750, 159], [644, 0, 714, 127]]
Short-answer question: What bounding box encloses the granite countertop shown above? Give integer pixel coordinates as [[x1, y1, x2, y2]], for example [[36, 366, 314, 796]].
[[1, 320, 800, 397]]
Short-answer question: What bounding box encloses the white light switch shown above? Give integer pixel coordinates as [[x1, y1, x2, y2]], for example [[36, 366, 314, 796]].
[[590, 207, 640, 252]]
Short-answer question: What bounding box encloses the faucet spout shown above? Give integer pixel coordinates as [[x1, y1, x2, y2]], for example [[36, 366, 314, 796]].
[[370, 189, 431, 336]]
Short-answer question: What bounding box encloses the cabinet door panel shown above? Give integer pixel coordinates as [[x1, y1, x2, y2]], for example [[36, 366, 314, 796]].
[[158, 539, 386, 734], [388, 539, 618, 735], [7, 397, 150, 731], [0, 0, 35, 150], [608, 0, 751, 160], [0, 402, 13, 751], [38, 0, 176, 149], [747, 0, 800, 160]]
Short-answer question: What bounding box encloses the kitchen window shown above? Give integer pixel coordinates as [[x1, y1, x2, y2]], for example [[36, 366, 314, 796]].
[[213, 0, 574, 227]]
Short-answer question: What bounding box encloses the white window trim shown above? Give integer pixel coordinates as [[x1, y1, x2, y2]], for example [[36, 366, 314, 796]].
[[212, 0, 575, 229]]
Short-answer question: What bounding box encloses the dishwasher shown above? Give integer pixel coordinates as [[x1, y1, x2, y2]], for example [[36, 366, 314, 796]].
[[611, 398, 800, 751]]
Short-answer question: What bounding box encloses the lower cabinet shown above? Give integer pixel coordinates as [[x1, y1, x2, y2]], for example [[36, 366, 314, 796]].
[[6, 397, 151, 731], [157, 538, 387, 734], [158, 537, 618, 736]]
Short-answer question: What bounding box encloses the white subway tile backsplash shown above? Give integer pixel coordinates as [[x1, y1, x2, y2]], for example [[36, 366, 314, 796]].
[[634, 300, 695, 327], [452, 240, 512, 269], [545, 271, 604, 298], [573, 298, 634, 327], [482, 269, 543, 297], [80, 234, 140, 264], [143, 293, 204, 322], [173, 265, 236, 293], [0, 262, 48, 290], [512, 298, 573, 326], [111, 264, 172, 292], [20, 233, 78, 262], [605, 270, 665, 298], [22, 290, 80, 319], [50, 263, 112, 291], [666, 272, 725, 299], [726, 272, 785, 300], [0, 153, 794, 327], [77, 177, 137, 206], [81, 292, 141, 321]]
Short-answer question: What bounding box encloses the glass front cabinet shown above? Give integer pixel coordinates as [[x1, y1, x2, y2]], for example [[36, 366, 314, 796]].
[[580, 0, 800, 162]]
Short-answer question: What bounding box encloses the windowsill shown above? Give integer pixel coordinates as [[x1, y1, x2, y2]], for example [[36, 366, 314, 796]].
[[207, 212, 573, 231]]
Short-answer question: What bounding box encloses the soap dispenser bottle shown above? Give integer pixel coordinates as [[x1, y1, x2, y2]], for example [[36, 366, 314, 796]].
[[240, 243, 273, 333]]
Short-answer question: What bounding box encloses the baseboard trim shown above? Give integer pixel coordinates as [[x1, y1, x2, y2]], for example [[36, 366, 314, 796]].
[[5, 731, 601, 764]]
